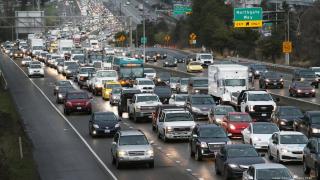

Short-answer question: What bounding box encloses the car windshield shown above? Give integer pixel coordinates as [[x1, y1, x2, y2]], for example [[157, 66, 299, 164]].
[[57, 81, 72, 86], [175, 95, 188, 101], [106, 84, 121, 89], [30, 64, 41, 68], [64, 62, 77, 66], [120, 68, 144, 78], [225, 79, 246, 86], [97, 71, 117, 77], [139, 80, 154, 85], [191, 97, 215, 105], [144, 68, 155, 73], [200, 54, 212, 59], [300, 70, 316, 77], [227, 147, 258, 157], [253, 124, 279, 134], [67, 64, 79, 69], [265, 73, 281, 79], [214, 106, 235, 115], [229, 114, 252, 122], [136, 96, 159, 102], [94, 113, 117, 122], [311, 115, 320, 124], [154, 87, 171, 94], [33, 46, 42, 50], [79, 68, 95, 74], [199, 127, 227, 138], [280, 135, 308, 144], [193, 79, 208, 87], [280, 107, 303, 117], [253, 65, 267, 70], [111, 88, 121, 94], [59, 87, 73, 92], [165, 112, 193, 122], [296, 82, 312, 87], [170, 78, 180, 83], [256, 168, 293, 180], [248, 94, 273, 101], [190, 62, 202, 65], [67, 93, 88, 99], [73, 55, 84, 61], [119, 135, 148, 145], [180, 79, 189, 85]]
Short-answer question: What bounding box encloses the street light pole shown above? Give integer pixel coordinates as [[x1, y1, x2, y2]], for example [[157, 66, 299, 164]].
[[285, 10, 290, 65], [143, 8, 146, 63]]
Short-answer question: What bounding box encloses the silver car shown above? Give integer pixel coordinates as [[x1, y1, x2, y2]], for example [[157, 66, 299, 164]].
[[242, 163, 294, 180], [111, 130, 154, 169]]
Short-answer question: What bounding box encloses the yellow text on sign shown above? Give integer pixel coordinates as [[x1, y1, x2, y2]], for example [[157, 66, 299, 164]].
[[234, 20, 263, 28], [283, 41, 292, 53]]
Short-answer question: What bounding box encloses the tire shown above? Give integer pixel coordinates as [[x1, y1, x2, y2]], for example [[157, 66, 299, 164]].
[[148, 161, 154, 168], [223, 167, 229, 180], [115, 158, 121, 169], [133, 112, 138, 123], [195, 148, 202, 161], [267, 148, 273, 160], [79, 84, 83, 89], [316, 84, 319, 89], [162, 131, 168, 142], [276, 152, 282, 163], [303, 160, 310, 174], [289, 91, 292, 97], [157, 128, 161, 139], [215, 163, 221, 175], [190, 144, 195, 157], [64, 108, 70, 115], [87, 110, 92, 115], [118, 110, 123, 117], [152, 125, 156, 131], [111, 155, 116, 164]]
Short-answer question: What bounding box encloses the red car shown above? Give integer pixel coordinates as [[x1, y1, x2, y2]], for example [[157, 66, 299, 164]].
[[289, 81, 316, 97], [64, 91, 92, 115], [222, 112, 252, 138]]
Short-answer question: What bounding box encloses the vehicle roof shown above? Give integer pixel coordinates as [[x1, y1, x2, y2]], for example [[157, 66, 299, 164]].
[[278, 106, 299, 109], [196, 124, 219, 128], [189, 94, 212, 97], [306, 111, 320, 115], [67, 90, 86, 94], [93, 111, 115, 115], [277, 131, 304, 135], [190, 77, 208, 80], [225, 144, 254, 149], [246, 90, 269, 94], [164, 110, 190, 114], [210, 64, 248, 69], [228, 112, 248, 115], [251, 163, 287, 169], [215, 105, 234, 108], [136, 78, 153, 81], [252, 122, 276, 126], [120, 130, 144, 136], [135, 93, 157, 97]]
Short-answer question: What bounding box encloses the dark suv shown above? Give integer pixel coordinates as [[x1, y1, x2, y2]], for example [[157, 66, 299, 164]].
[[295, 111, 320, 137], [259, 72, 284, 89], [303, 138, 320, 178], [292, 69, 318, 88], [189, 124, 230, 161], [117, 88, 141, 117]]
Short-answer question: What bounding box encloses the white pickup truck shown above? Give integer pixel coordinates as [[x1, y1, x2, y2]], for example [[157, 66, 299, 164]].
[[230, 90, 277, 120], [127, 94, 162, 122], [87, 70, 118, 95]]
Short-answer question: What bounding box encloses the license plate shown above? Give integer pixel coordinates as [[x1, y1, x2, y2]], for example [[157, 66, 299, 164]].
[[273, 83, 277, 85], [148, 115, 152, 118], [77, 107, 82, 110], [104, 130, 110, 133], [261, 113, 267, 116], [305, 93, 309, 95]]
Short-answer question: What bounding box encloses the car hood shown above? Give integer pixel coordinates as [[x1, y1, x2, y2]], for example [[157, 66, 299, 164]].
[[226, 157, 265, 166], [247, 101, 276, 106], [279, 115, 303, 121], [118, 145, 152, 152], [198, 137, 229, 144], [251, 134, 274, 142], [280, 144, 306, 151], [136, 101, 162, 106], [164, 121, 195, 127], [192, 104, 215, 111], [94, 121, 118, 128], [230, 121, 250, 129]]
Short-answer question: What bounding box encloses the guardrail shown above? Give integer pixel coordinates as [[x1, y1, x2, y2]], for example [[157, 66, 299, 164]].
[[0, 69, 8, 90], [145, 63, 320, 111]]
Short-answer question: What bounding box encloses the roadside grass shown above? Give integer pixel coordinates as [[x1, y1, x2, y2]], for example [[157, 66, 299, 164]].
[[0, 89, 39, 180]]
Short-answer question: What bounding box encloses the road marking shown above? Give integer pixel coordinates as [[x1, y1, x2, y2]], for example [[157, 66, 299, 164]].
[[7, 57, 118, 180]]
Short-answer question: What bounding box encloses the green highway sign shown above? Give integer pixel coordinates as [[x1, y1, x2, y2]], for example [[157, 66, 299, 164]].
[[173, 4, 192, 15], [234, 7, 262, 21], [141, 37, 147, 44]]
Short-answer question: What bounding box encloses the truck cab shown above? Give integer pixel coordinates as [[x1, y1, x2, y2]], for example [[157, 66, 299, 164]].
[[195, 53, 214, 66]]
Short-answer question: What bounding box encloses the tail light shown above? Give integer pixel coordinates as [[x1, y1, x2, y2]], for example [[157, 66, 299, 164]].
[[85, 101, 91, 106], [66, 102, 72, 106]]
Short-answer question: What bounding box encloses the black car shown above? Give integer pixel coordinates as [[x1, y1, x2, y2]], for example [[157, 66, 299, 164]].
[[295, 111, 320, 137], [65, 64, 79, 79], [186, 94, 216, 120], [292, 69, 319, 88], [146, 52, 157, 62], [89, 112, 121, 137], [271, 106, 304, 130], [186, 54, 196, 64], [188, 77, 208, 94], [154, 74, 170, 85], [174, 56, 185, 63], [154, 85, 172, 104], [215, 144, 265, 179], [56, 86, 74, 104], [303, 138, 320, 178], [53, 80, 73, 95], [117, 88, 141, 117], [249, 64, 268, 79], [259, 72, 284, 89], [190, 124, 230, 161], [163, 58, 177, 67]]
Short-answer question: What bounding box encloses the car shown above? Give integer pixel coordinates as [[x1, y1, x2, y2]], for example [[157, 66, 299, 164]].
[[21, 56, 32, 66], [189, 124, 231, 161], [303, 138, 320, 178], [109, 88, 121, 106], [249, 64, 268, 79], [64, 63, 79, 79], [186, 94, 216, 120], [242, 122, 279, 149], [215, 144, 265, 179], [221, 112, 252, 138], [56, 86, 74, 104], [54, 80, 73, 95], [169, 77, 180, 91], [154, 85, 172, 104], [168, 94, 188, 106], [259, 72, 284, 89], [143, 68, 156, 80], [188, 77, 208, 94], [271, 106, 304, 130], [187, 62, 203, 73], [295, 111, 320, 137], [63, 91, 92, 115], [310, 67, 320, 77], [89, 112, 121, 137], [56, 61, 64, 73], [289, 81, 316, 97], [154, 74, 170, 85], [111, 130, 154, 169], [102, 81, 121, 100], [268, 131, 308, 163], [242, 163, 294, 180], [174, 56, 185, 63], [163, 58, 177, 67], [292, 69, 318, 88], [176, 78, 189, 93], [62, 61, 78, 76], [77, 67, 96, 88], [27, 63, 44, 78], [156, 109, 195, 142], [117, 88, 141, 117], [133, 78, 155, 93], [13, 48, 24, 59], [208, 105, 235, 125], [145, 52, 157, 62]]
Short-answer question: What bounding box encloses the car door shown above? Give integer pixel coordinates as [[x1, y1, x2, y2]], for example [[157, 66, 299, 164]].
[[310, 140, 318, 169], [304, 140, 313, 168], [299, 114, 309, 135], [242, 124, 252, 144]]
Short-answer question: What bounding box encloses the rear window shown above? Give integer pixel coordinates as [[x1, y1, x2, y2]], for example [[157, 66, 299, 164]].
[[67, 93, 88, 99]]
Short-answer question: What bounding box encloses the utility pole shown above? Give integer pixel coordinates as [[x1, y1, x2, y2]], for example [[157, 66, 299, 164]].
[[37, 0, 40, 11], [285, 10, 290, 65], [143, 8, 146, 63], [129, 16, 133, 49]]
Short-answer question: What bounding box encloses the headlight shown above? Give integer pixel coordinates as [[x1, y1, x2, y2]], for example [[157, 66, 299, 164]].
[[200, 142, 208, 148], [194, 89, 199, 93], [255, 70, 259, 74], [312, 128, 320, 133], [249, 105, 254, 112], [266, 79, 270, 82], [58, 94, 63, 98], [281, 148, 288, 153], [253, 136, 261, 141], [192, 107, 201, 112], [146, 149, 154, 156], [280, 120, 287, 125], [115, 123, 120, 128], [249, 72, 253, 77], [229, 124, 236, 130], [165, 62, 168, 64], [216, 118, 222, 123], [117, 150, 127, 157], [301, 78, 305, 81], [66, 70, 71, 73], [93, 124, 99, 128], [297, 89, 302, 93], [95, 83, 102, 88], [312, 89, 316, 92], [227, 141, 232, 145], [228, 164, 238, 169], [280, 78, 284, 81], [166, 126, 173, 132]]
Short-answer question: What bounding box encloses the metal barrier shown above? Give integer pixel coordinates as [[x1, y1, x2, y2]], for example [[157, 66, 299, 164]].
[[0, 69, 8, 90]]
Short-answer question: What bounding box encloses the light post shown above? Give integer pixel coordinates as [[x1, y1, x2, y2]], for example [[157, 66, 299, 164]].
[[143, 6, 146, 63], [285, 9, 290, 65]]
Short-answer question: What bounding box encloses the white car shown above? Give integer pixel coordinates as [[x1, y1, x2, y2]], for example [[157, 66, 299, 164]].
[[27, 64, 44, 77], [242, 122, 279, 149], [134, 78, 155, 93], [267, 131, 308, 162], [242, 163, 294, 180], [169, 94, 188, 106], [21, 57, 32, 66], [88, 70, 118, 95], [144, 68, 156, 80]]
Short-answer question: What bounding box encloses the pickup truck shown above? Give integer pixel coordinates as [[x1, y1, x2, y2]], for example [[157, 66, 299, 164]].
[[127, 94, 162, 122], [77, 67, 96, 89], [230, 90, 277, 121], [87, 70, 118, 95]]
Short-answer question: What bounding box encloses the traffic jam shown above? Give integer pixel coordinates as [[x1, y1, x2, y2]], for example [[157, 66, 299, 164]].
[[1, 1, 320, 180]]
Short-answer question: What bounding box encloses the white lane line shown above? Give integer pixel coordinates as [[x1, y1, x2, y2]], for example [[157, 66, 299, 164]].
[[7, 57, 118, 180]]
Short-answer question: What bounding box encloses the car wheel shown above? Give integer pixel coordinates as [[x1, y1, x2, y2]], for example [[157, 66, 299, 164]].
[[79, 84, 83, 89], [152, 124, 156, 131], [223, 167, 229, 180], [157, 128, 161, 139], [215, 163, 221, 175], [276, 151, 282, 163], [111, 154, 116, 164], [195, 147, 202, 161], [303, 160, 310, 174], [118, 110, 123, 118], [190, 144, 195, 157], [267, 148, 273, 160], [87, 110, 92, 115], [64, 108, 70, 115], [148, 161, 154, 168], [115, 158, 121, 169], [56, 98, 59, 104], [162, 131, 168, 142], [289, 91, 292, 97], [316, 84, 319, 89]]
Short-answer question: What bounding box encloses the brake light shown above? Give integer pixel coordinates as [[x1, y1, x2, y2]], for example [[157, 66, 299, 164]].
[[66, 102, 72, 106], [229, 124, 236, 130]]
